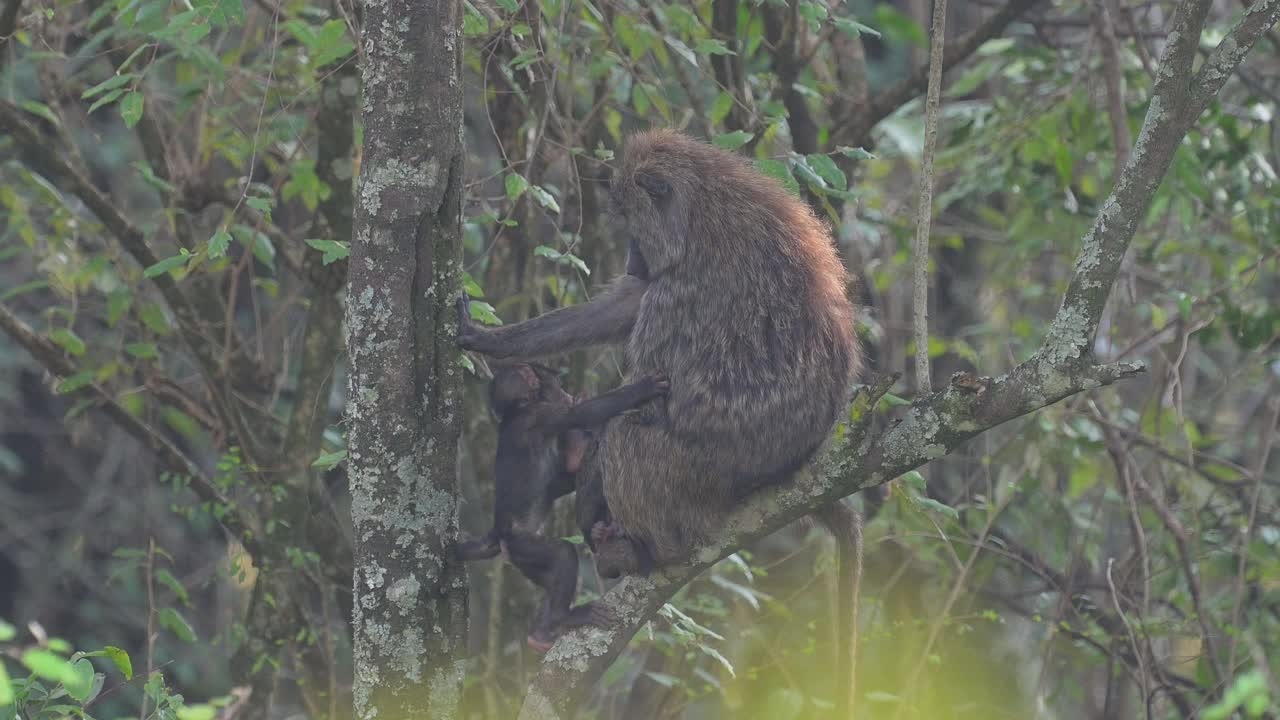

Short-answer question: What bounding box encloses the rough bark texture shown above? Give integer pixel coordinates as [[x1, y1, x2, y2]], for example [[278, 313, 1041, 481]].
[[346, 1, 468, 718], [517, 0, 1280, 713]]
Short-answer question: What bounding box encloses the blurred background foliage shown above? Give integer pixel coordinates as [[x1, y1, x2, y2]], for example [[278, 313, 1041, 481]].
[[0, 0, 1277, 718]]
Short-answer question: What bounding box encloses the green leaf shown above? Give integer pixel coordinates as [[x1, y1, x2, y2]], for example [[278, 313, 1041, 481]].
[[914, 496, 959, 520], [528, 185, 561, 214], [86, 88, 125, 114], [1054, 142, 1073, 186], [312, 449, 347, 470], [710, 91, 734, 126], [977, 37, 1015, 55], [21, 649, 72, 683], [193, 0, 244, 27], [505, 173, 529, 201], [19, 100, 59, 125], [282, 161, 330, 211], [63, 659, 95, 702], [533, 245, 590, 275], [695, 38, 735, 55], [311, 20, 354, 66], [155, 569, 190, 607], [463, 0, 489, 35], [134, 161, 175, 193], [0, 661, 12, 706], [144, 252, 191, 278], [663, 36, 697, 66], [495, 0, 518, 11], [832, 16, 880, 38], [805, 154, 847, 191], [81, 73, 134, 99], [284, 18, 317, 46], [462, 271, 485, 298], [879, 392, 909, 407], [139, 303, 172, 335], [177, 705, 218, 720], [116, 43, 151, 72], [791, 155, 828, 190], [900, 470, 926, 492], [508, 48, 539, 70], [797, 1, 828, 32], [1, 276, 45, 301], [102, 291, 128, 330], [245, 196, 272, 219], [754, 159, 800, 196], [100, 646, 133, 680], [837, 145, 876, 160], [157, 608, 196, 643], [248, 232, 275, 270], [120, 91, 144, 128], [208, 229, 231, 259], [0, 618, 15, 641], [873, 5, 927, 48], [304, 239, 350, 265], [468, 300, 502, 326], [632, 82, 651, 115], [56, 371, 95, 394], [712, 131, 753, 150], [50, 328, 86, 357], [697, 643, 736, 678]]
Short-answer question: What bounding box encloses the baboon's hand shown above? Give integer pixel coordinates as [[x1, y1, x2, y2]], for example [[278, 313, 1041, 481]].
[[639, 373, 671, 396], [455, 296, 483, 350]]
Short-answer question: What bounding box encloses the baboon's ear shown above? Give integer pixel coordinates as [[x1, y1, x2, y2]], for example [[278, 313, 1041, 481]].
[[636, 172, 672, 200]]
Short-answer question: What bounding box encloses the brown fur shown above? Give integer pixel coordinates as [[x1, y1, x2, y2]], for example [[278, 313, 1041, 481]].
[[458, 129, 861, 570]]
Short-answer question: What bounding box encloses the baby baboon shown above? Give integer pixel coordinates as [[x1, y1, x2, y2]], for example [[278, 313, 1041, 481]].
[[458, 129, 861, 575], [457, 361, 669, 650]]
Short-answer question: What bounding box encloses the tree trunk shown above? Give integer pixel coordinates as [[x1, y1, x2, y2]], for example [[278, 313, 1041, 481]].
[[346, 1, 467, 718]]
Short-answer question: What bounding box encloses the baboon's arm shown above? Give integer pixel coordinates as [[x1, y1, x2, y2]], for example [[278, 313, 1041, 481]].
[[458, 275, 645, 359], [541, 376, 667, 433]]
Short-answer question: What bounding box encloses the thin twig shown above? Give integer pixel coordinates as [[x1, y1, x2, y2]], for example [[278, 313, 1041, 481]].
[[1094, 0, 1132, 173], [910, 0, 950, 394], [1227, 389, 1280, 677]]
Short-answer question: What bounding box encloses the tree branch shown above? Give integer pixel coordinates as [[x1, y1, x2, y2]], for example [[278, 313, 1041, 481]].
[[1040, 0, 1278, 364], [518, 0, 1279, 712], [0, 100, 275, 467], [0, 302, 261, 555]]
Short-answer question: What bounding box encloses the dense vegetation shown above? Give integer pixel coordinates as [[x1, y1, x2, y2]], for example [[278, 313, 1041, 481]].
[[0, 0, 1277, 718]]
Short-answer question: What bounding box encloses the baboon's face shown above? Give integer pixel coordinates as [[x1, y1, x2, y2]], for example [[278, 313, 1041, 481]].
[[607, 145, 692, 277]]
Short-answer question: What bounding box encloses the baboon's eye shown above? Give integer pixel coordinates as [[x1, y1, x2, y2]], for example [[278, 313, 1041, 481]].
[[636, 173, 671, 199]]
